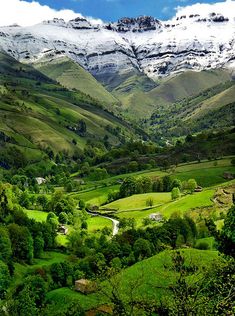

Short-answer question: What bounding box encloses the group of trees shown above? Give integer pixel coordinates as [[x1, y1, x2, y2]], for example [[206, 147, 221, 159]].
[[118, 175, 197, 200], [0, 182, 57, 279]]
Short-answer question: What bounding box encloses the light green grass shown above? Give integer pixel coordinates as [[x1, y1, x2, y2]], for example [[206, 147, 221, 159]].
[[215, 219, 224, 230], [32, 251, 69, 267], [35, 56, 118, 106], [175, 158, 232, 172], [56, 234, 68, 247], [46, 287, 100, 311], [74, 185, 119, 206], [113, 249, 219, 301], [117, 208, 161, 227], [24, 209, 48, 222], [102, 192, 171, 212], [87, 216, 112, 233], [113, 190, 214, 225], [156, 190, 215, 218], [45, 249, 219, 311], [148, 69, 231, 105]]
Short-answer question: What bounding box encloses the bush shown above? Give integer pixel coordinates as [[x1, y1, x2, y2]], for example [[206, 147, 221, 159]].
[[195, 241, 210, 250]]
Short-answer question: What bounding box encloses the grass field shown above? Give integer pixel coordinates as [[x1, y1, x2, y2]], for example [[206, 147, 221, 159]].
[[111, 249, 219, 302], [32, 251, 69, 268], [46, 287, 100, 311], [87, 216, 113, 233], [24, 209, 48, 222], [74, 185, 119, 206], [148, 70, 231, 105], [117, 208, 162, 227], [156, 189, 215, 218], [45, 249, 219, 311], [100, 188, 215, 225], [173, 165, 235, 187], [101, 192, 171, 212]]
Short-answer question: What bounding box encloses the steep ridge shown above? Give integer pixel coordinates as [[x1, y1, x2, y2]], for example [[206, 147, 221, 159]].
[[146, 80, 235, 137], [147, 70, 232, 105], [0, 12, 234, 81], [34, 55, 119, 107]]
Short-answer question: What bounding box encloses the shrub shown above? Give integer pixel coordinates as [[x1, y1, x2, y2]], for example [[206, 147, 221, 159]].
[[195, 241, 210, 250]]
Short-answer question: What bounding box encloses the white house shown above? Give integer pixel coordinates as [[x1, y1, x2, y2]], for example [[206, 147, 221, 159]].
[[35, 177, 46, 185], [149, 213, 163, 222]]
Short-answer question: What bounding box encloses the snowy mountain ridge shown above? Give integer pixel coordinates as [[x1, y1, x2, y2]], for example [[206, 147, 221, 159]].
[[0, 11, 235, 80]]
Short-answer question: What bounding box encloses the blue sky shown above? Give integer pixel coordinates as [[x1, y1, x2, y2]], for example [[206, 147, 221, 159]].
[[24, 0, 225, 21]]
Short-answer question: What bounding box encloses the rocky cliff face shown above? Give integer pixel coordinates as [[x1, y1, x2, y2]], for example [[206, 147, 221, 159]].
[[0, 12, 234, 80]]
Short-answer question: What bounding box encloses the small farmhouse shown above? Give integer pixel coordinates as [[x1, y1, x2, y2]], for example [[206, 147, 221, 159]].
[[75, 279, 96, 294], [149, 213, 163, 222], [194, 186, 203, 192], [35, 177, 46, 185], [58, 225, 68, 235]]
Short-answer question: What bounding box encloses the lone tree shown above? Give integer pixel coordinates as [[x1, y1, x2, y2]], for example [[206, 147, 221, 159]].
[[146, 197, 154, 207], [187, 179, 197, 194], [171, 187, 180, 200]]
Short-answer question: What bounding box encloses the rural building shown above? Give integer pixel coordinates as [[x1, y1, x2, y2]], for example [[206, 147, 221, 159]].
[[223, 172, 234, 180], [35, 177, 46, 185], [149, 213, 163, 222], [75, 279, 96, 294], [194, 186, 203, 192], [58, 225, 68, 235]]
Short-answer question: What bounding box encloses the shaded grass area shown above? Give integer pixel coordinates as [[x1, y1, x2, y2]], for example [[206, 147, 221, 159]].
[[173, 166, 235, 187], [12, 251, 69, 290], [195, 237, 216, 250]]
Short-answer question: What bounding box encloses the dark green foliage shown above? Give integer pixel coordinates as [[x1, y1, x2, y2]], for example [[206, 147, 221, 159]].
[[195, 241, 210, 250], [8, 223, 33, 264], [0, 260, 11, 299], [217, 205, 235, 257], [8, 275, 47, 316], [33, 235, 44, 258], [0, 226, 12, 262], [133, 238, 152, 260]]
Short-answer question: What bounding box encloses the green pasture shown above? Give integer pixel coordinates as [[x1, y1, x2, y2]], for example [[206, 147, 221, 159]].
[[101, 192, 171, 212], [74, 185, 119, 206], [45, 249, 219, 311], [156, 189, 215, 218], [87, 216, 113, 233], [24, 209, 48, 222]]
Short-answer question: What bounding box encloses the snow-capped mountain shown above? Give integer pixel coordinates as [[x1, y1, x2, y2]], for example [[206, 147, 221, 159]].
[[0, 12, 235, 80]]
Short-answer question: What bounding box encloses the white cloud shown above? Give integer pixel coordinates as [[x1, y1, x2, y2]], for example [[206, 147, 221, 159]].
[[0, 0, 103, 27], [175, 0, 235, 20]]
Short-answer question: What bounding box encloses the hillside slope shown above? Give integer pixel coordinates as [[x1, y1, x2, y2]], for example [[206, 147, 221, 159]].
[[147, 70, 232, 105], [0, 52, 134, 164], [34, 56, 119, 107], [146, 78, 235, 137]]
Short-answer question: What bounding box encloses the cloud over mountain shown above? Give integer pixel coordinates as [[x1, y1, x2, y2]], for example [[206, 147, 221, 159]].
[[175, 0, 235, 20], [0, 0, 103, 27]]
